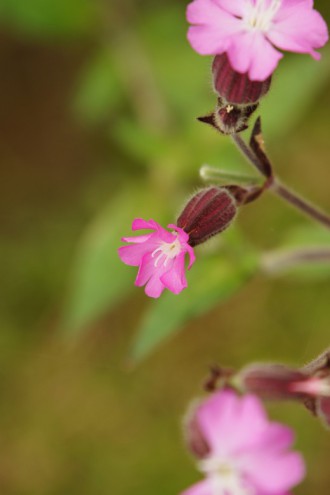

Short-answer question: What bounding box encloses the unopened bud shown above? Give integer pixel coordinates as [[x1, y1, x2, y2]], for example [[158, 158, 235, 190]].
[[317, 397, 330, 429], [239, 364, 310, 401], [198, 98, 258, 135], [212, 54, 272, 105], [177, 187, 237, 247]]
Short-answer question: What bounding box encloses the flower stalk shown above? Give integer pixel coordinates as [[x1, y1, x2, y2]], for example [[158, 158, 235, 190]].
[[231, 123, 330, 230], [261, 246, 330, 274]]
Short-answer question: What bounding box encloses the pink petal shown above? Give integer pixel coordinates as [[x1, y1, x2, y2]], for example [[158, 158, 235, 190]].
[[121, 234, 153, 244], [187, 0, 237, 26], [132, 218, 157, 231], [144, 277, 166, 298], [196, 390, 269, 456], [276, 0, 317, 20], [186, 0, 241, 55], [187, 26, 231, 55], [168, 224, 189, 244], [227, 31, 283, 81], [168, 224, 196, 268], [135, 253, 160, 286], [269, 7, 328, 58], [213, 0, 246, 17], [187, 245, 196, 269], [132, 218, 175, 242], [244, 451, 305, 493], [135, 253, 167, 298], [118, 243, 154, 266], [180, 480, 212, 495], [160, 252, 188, 294], [243, 423, 295, 454]]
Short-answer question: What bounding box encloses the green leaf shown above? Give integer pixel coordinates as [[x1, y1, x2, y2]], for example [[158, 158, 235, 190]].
[[73, 50, 123, 124], [0, 0, 96, 38], [112, 118, 169, 163], [260, 47, 330, 138], [137, 5, 214, 121], [283, 224, 330, 248], [62, 185, 167, 336], [130, 244, 258, 363]]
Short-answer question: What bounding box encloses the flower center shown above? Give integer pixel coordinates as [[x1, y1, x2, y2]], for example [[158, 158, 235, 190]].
[[243, 0, 281, 32], [151, 237, 182, 268], [199, 457, 254, 495]]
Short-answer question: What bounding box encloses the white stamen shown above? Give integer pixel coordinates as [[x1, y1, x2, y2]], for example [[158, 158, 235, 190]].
[[243, 0, 282, 32], [151, 237, 182, 268], [199, 457, 254, 495]]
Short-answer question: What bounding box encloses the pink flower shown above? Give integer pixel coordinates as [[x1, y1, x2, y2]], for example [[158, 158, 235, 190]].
[[186, 0, 329, 80], [118, 218, 195, 298], [182, 389, 305, 495]]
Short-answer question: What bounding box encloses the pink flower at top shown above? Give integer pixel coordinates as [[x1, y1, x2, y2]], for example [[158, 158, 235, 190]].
[[186, 0, 329, 80], [182, 389, 305, 495], [118, 218, 195, 298]]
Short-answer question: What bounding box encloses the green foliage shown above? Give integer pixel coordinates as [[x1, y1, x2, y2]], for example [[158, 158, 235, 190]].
[[130, 234, 258, 363], [260, 47, 330, 137], [74, 49, 123, 124], [62, 3, 330, 358], [0, 0, 97, 38]]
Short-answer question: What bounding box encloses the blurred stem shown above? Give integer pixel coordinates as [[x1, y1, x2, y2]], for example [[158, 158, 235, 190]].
[[261, 247, 330, 274], [232, 133, 330, 230], [270, 180, 330, 229], [100, 0, 171, 132]]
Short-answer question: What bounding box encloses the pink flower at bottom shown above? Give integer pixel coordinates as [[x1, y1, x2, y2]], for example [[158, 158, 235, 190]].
[[118, 218, 195, 298], [182, 389, 305, 495], [186, 0, 329, 80]]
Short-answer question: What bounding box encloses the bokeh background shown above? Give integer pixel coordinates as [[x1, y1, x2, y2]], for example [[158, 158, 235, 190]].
[[1, 0, 330, 493]]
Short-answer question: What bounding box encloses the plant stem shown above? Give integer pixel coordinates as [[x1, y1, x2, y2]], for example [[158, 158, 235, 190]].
[[261, 247, 330, 274], [231, 133, 330, 230], [271, 180, 330, 229], [231, 133, 267, 177]]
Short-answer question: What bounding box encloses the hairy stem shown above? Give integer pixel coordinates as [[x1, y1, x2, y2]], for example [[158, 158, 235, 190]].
[[231, 133, 267, 177], [271, 180, 330, 229]]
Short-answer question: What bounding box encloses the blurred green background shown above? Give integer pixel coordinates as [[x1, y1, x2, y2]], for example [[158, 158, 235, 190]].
[[0, 0, 330, 493]]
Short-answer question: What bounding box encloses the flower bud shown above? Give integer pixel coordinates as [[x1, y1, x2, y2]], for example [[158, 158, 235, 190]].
[[212, 54, 272, 105], [177, 187, 237, 247], [317, 397, 330, 429], [198, 98, 258, 135], [239, 364, 310, 401]]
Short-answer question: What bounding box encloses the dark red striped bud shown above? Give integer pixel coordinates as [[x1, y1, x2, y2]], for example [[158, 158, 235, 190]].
[[239, 364, 310, 401], [177, 187, 237, 247], [212, 54, 272, 105]]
